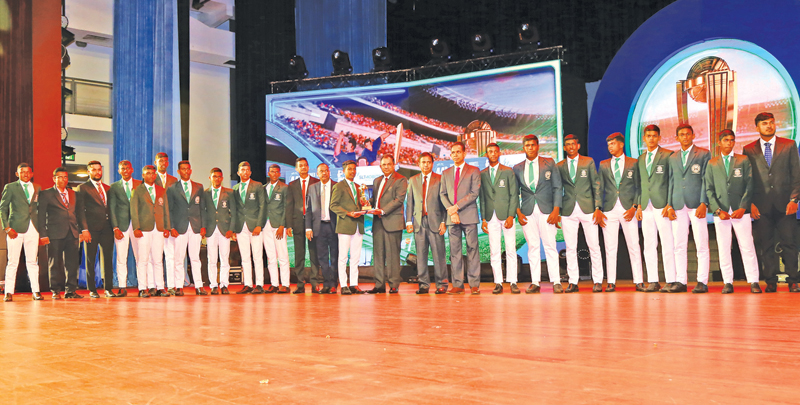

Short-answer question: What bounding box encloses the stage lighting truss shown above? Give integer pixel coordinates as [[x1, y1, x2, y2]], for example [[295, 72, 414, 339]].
[[270, 45, 564, 94]]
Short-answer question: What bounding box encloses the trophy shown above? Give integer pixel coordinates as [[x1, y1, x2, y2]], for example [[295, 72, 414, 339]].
[[357, 184, 372, 210], [461, 120, 497, 156]]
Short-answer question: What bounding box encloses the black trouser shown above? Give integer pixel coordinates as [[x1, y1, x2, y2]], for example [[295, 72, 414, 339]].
[[753, 206, 799, 284], [49, 234, 80, 294], [292, 219, 322, 287], [83, 226, 114, 292], [315, 221, 339, 288]]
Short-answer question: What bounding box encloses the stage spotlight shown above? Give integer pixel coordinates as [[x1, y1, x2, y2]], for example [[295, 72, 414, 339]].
[[287, 55, 309, 80], [517, 23, 540, 51], [428, 38, 450, 64], [372, 47, 393, 72], [331, 50, 352, 76], [61, 45, 71, 70], [471, 33, 493, 58]]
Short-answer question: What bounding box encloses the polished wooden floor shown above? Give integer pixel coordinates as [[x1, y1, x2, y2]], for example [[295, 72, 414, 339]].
[[2, 281, 799, 404]]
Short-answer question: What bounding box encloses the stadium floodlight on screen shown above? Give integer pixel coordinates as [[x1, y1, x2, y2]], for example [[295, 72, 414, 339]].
[[265, 60, 564, 185]]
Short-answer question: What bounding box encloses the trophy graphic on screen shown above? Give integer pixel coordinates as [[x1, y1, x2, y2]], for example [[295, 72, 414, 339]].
[[676, 57, 738, 156], [460, 120, 497, 156]]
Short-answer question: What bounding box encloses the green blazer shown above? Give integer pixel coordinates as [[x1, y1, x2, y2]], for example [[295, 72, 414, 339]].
[[330, 179, 365, 235], [263, 181, 288, 228], [705, 153, 753, 214], [131, 183, 171, 232], [202, 186, 236, 236], [232, 180, 266, 233], [668, 146, 710, 209], [599, 156, 640, 211], [0, 180, 41, 233], [167, 179, 205, 234], [557, 155, 602, 216], [638, 147, 673, 209], [109, 179, 141, 232], [479, 164, 518, 221]]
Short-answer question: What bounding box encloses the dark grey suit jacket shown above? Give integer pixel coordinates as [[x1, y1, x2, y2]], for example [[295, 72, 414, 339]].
[[705, 154, 753, 214], [38, 187, 80, 240], [743, 136, 800, 212], [599, 156, 639, 211], [167, 180, 205, 234], [371, 172, 408, 232], [406, 173, 445, 233], [513, 156, 562, 215], [557, 155, 602, 216], [305, 180, 338, 236], [668, 146, 710, 209], [479, 164, 518, 221], [286, 176, 319, 231], [75, 180, 111, 233], [638, 147, 673, 209], [0, 180, 41, 233], [439, 163, 481, 225]]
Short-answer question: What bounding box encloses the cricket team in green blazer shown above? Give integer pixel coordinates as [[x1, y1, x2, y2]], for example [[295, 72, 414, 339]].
[[3, 112, 797, 302]]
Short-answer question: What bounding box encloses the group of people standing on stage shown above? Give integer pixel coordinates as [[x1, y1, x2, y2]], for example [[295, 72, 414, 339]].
[[2, 111, 798, 301]]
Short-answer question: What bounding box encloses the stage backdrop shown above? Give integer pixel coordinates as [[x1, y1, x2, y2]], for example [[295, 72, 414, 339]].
[[265, 61, 565, 268], [588, 0, 800, 162]]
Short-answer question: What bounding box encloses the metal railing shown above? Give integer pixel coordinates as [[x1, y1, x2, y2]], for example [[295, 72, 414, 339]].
[[63, 77, 113, 118]]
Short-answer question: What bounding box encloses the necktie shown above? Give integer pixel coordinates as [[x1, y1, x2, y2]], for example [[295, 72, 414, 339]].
[[723, 155, 730, 175], [321, 184, 328, 221], [422, 175, 428, 216], [764, 142, 772, 167], [183, 182, 190, 203], [377, 177, 388, 210], [125, 181, 131, 200], [302, 180, 307, 215], [682, 150, 689, 168], [490, 167, 496, 185], [454, 166, 461, 202], [240, 183, 246, 203], [148, 186, 155, 203], [349, 181, 357, 203], [60, 191, 68, 207], [528, 160, 536, 192], [569, 159, 576, 182], [268, 184, 274, 200], [97, 183, 106, 206], [23, 183, 30, 202], [213, 188, 219, 208], [614, 158, 621, 186], [646, 152, 654, 175]]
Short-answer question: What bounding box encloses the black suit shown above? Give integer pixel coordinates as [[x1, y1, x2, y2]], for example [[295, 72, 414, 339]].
[[38, 187, 81, 294], [76, 180, 114, 293], [743, 137, 800, 284], [286, 176, 321, 288]]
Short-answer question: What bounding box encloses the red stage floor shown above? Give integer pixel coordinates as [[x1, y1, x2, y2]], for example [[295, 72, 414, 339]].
[[2, 281, 799, 404]]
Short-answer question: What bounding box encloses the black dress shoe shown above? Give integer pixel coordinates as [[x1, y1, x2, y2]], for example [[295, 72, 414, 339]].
[[553, 284, 564, 294], [565, 283, 579, 293], [221, 286, 230, 294], [790, 283, 800, 293], [32, 293, 43, 301], [156, 289, 170, 297], [367, 287, 386, 294], [764, 283, 777, 293], [319, 286, 331, 294], [389, 287, 399, 294], [592, 283, 602, 293], [350, 286, 366, 294], [721, 283, 734, 294], [4, 293, 11, 302], [606, 283, 616, 292], [435, 286, 448, 294], [138, 290, 150, 298], [293, 286, 306, 294], [211, 287, 220, 295], [236, 286, 253, 294], [692, 282, 708, 293], [510, 284, 520, 294], [278, 286, 290, 294], [52, 292, 63, 300], [526, 284, 541, 294], [341, 286, 352, 295], [492, 284, 503, 294], [252, 285, 266, 294], [104, 290, 116, 298], [65, 292, 83, 299], [659, 282, 672, 293], [669, 283, 687, 293], [644, 282, 661, 292], [89, 291, 100, 298], [175, 288, 185, 296], [116, 289, 128, 297], [148, 288, 157, 296], [750, 283, 762, 294], [416, 287, 429, 295], [635, 283, 646, 292], [196, 287, 209, 296]]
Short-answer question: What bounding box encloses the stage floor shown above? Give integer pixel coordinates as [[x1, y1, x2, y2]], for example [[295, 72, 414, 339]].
[[2, 281, 799, 404]]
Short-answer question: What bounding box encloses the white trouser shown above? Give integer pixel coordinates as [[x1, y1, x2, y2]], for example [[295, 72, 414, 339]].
[[4, 221, 40, 294], [206, 227, 231, 288], [161, 232, 175, 286], [113, 223, 139, 289], [561, 202, 603, 284], [713, 213, 759, 284], [602, 200, 643, 284], [136, 229, 166, 290], [672, 206, 710, 284], [487, 213, 518, 284], [236, 223, 264, 287], [337, 229, 362, 287], [171, 230, 203, 289], [263, 223, 291, 287], [641, 203, 676, 283], [521, 205, 560, 285]]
